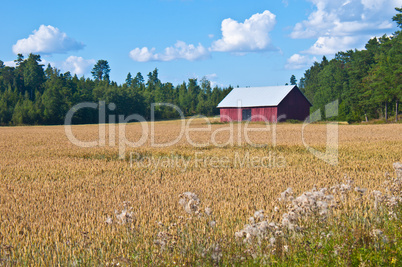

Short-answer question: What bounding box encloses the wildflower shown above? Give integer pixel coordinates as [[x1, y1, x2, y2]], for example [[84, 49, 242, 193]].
[[235, 231, 245, 239], [211, 244, 222, 262], [115, 206, 135, 225], [393, 162, 402, 179], [372, 229, 383, 236], [340, 183, 351, 193], [209, 220, 216, 228], [279, 187, 294, 202], [257, 221, 269, 232], [205, 207, 213, 216], [372, 190, 382, 197], [275, 230, 283, 237], [254, 210, 265, 221], [178, 192, 200, 214], [105, 217, 113, 225], [355, 187, 367, 195]]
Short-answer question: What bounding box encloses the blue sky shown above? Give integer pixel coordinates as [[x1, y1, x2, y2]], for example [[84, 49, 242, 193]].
[[1, 0, 400, 87]]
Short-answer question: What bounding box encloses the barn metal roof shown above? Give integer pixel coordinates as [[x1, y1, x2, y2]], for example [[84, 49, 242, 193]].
[[217, 85, 304, 108]]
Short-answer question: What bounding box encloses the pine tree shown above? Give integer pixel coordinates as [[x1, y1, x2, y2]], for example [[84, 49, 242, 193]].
[[91, 60, 110, 81], [125, 72, 132, 87], [290, 75, 297, 85]]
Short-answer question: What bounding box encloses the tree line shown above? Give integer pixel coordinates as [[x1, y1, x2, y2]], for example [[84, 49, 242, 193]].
[[0, 56, 232, 125], [298, 7, 401, 122]]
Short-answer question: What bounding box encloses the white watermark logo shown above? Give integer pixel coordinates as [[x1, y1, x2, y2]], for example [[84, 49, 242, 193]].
[[302, 100, 339, 166], [129, 151, 286, 172], [64, 100, 339, 166]]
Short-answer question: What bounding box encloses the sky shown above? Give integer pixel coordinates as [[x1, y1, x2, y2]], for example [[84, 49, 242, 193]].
[[1, 0, 401, 88]]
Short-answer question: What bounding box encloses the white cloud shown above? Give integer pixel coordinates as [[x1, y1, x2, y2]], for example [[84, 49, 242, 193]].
[[285, 54, 317, 70], [12, 25, 85, 55], [4, 61, 16, 68], [60, 56, 95, 76], [290, 0, 400, 55], [303, 36, 363, 55], [205, 73, 218, 80], [163, 41, 209, 61], [129, 47, 157, 62], [4, 55, 94, 77], [210, 10, 277, 52], [129, 41, 209, 62], [202, 73, 224, 88], [361, 0, 388, 10]]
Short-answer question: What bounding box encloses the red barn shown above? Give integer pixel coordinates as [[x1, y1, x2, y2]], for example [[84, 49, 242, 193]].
[[217, 85, 311, 122]]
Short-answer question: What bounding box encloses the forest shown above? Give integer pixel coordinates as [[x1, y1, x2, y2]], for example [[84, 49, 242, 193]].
[[0, 8, 400, 125], [298, 7, 401, 122], [0, 57, 232, 125]]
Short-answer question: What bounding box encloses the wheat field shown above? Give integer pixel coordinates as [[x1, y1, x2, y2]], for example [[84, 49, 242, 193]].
[[0, 120, 401, 265]]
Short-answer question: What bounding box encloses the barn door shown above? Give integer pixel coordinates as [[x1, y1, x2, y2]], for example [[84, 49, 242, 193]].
[[242, 109, 251, 121]]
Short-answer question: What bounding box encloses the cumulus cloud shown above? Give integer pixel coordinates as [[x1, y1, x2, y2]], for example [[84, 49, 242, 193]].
[[129, 41, 209, 62], [60, 56, 95, 76], [303, 36, 366, 55], [285, 54, 317, 70], [210, 10, 277, 52], [129, 47, 157, 62], [4, 61, 16, 68], [290, 0, 399, 55], [38, 56, 94, 77], [4, 55, 94, 77], [12, 25, 85, 55]]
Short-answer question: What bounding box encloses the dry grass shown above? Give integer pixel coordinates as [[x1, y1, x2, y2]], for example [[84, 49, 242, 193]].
[[0, 120, 401, 265]]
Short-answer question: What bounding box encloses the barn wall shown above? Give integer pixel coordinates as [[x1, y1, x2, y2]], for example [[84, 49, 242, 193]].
[[219, 107, 278, 122], [219, 108, 242, 122], [251, 107, 277, 122], [277, 88, 311, 121]]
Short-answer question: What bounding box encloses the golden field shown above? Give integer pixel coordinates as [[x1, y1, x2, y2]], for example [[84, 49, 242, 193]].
[[0, 119, 401, 265]]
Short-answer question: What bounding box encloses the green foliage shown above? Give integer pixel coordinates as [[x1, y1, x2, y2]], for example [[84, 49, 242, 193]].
[[290, 74, 297, 85], [91, 60, 110, 81], [0, 60, 230, 125], [393, 7, 402, 29], [300, 14, 401, 122]]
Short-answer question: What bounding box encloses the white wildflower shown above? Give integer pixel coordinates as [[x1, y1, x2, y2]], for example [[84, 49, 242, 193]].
[[393, 162, 402, 179], [115, 208, 135, 225], [105, 217, 113, 225], [254, 210, 265, 221], [178, 192, 200, 214], [209, 220, 216, 228], [355, 187, 367, 194], [205, 207, 213, 216], [279, 187, 293, 202]]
